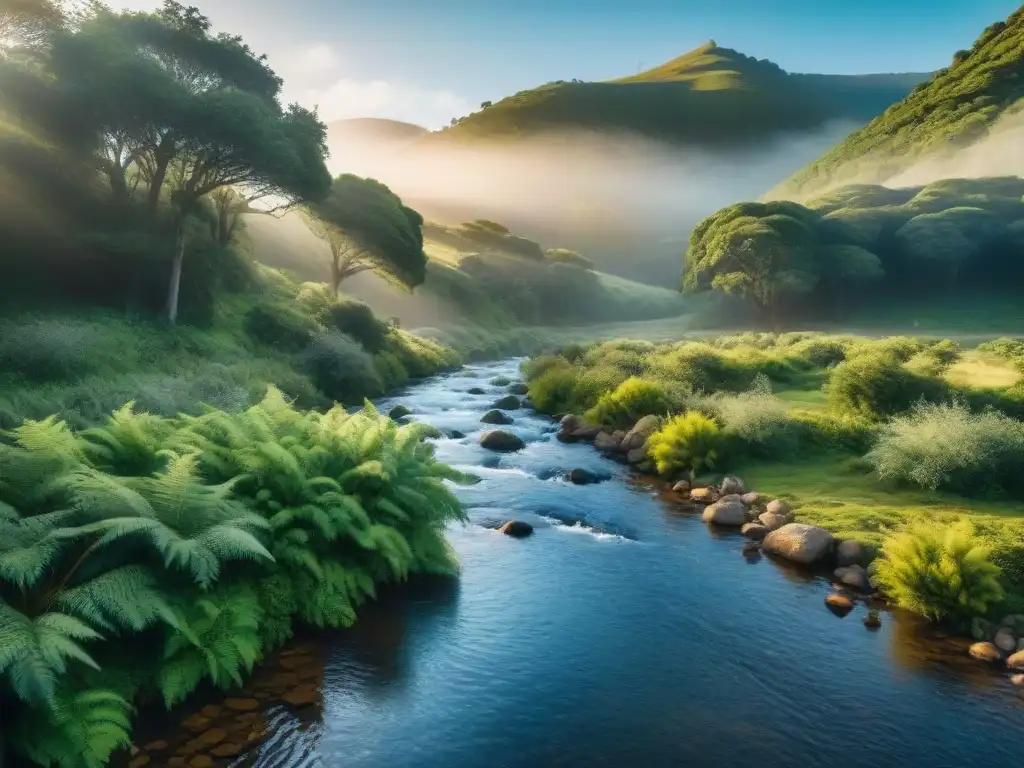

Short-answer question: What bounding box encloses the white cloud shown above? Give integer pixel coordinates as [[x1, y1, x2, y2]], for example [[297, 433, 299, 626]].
[[278, 44, 471, 130]]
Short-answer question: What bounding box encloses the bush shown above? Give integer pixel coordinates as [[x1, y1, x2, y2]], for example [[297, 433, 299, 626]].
[[244, 303, 315, 351], [873, 521, 1004, 623], [826, 353, 949, 419], [322, 299, 389, 352], [865, 400, 1024, 495], [645, 342, 748, 393], [695, 376, 797, 458], [790, 338, 848, 367], [300, 332, 382, 402], [647, 411, 724, 478], [789, 410, 878, 454], [529, 362, 582, 413], [585, 377, 674, 429], [0, 317, 116, 382]]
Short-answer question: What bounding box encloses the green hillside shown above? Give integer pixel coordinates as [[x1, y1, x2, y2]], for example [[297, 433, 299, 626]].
[[427, 42, 928, 146], [774, 6, 1024, 198]]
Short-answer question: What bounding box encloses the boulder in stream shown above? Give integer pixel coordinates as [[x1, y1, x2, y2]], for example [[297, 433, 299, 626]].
[[834, 565, 868, 590], [765, 499, 792, 517], [493, 395, 522, 410], [567, 468, 604, 485], [702, 501, 747, 526], [499, 520, 534, 538], [1006, 650, 1024, 670], [836, 539, 864, 567], [572, 425, 603, 442], [740, 491, 760, 506], [762, 523, 834, 565], [969, 642, 1003, 663], [621, 415, 661, 452], [758, 511, 791, 531], [481, 409, 514, 425], [594, 431, 622, 452], [825, 593, 854, 614], [557, 414, 583, 442], [995, 629, 1018, 654], [689, 487, 717, 504], [480, 430, 525, 452], [467, 387, 486, 395], [626, 445, 648, 464], [508, 383, 529, 395], [741, 522, 769, 541], [388, 405, 412, 420]]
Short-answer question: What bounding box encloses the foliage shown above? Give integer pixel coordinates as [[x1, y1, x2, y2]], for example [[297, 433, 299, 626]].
[[647, 412, 724, 478], [873, 521, 1004, 623], [300, 331, 383, 403], [825, 352, 949, 420], [545, 248, 594, 269], [693, 375, 798, 458], [244, 302, 315, 351], [866, 400, 1024, 496], [585, 377, 674, 429], [304, 174, 427, 295], [0, 388, 472, 765], [321, 298, 390, 353]]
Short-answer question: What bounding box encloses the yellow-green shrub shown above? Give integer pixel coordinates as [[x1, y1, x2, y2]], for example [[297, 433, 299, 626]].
[[585, 377, 673, 429], [647, 412, 724, 478]]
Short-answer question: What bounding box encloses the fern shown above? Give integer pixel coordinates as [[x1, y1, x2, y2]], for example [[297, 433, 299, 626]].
[[53, 565, 177, 633], [78, 402, 171, 477], [0, 599, 103, 707], [159, 585, 264, 708], [9, 687, 132, 768]]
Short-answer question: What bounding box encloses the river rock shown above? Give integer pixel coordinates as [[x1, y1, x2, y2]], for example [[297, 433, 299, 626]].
[[825, 593, 854, 614], [508, 382, 529, 395], [490, 376, 511, 386], [836, 539, 863, 567], [481, 409, 514, 425], [740, 491, 760, 506], [863, 609, 882, 629], [742, 540, 761, 557], [567, 468, 602, 485], [762, 523, 834, 565], [757, 511, 789, 531], [557, 414, 583, 441], [626, 445, 648, 464], [499, 520, 533, 538], [449, 430, 466, 439], [594, 431, 621, 452], [224, 698, 259, 712], [1011, 673, 1024, 686], [995, 628, 1018, 654], [480, 430, 525, 452], [572, 425, 602, 442], [673, 480, 691, 493], [467, 387, 486, 395], [702, 501, 748, 526], [493, 395, 522, 410], [741, 522, 769, 540], [690, 487, 717, 504], [834, 565, 868, 590], [388, 405, 411, 420], [765, 499, 792, 517], [718, 493, 743, 505], [1007, 650, 1024, 670], [969, 642, 1003, 662], [188, 757, 214, 768], [621, 415, 661, 452], [720, 475, 745, 495]]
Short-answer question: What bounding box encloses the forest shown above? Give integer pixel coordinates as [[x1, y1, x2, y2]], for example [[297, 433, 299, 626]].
[[683, 176, 1024, 322]]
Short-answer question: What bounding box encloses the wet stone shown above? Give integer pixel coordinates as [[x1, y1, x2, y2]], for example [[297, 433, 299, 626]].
[[224, 698, 259, 712]]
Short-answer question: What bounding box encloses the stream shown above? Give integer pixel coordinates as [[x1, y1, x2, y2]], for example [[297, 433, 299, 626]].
[[132, 358, 1024, 768]]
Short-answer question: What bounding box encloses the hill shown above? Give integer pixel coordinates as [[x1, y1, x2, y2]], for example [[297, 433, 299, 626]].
[[426, 42, 929, 146], [325, 117, 428, 173], [772, 7, 1024, 198]]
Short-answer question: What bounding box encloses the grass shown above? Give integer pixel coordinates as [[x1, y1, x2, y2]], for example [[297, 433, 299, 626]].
[[945, 352, 1021, 388]]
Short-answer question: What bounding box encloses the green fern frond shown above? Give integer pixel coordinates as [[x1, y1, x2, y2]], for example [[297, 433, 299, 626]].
[[54, 565, 177, 633]]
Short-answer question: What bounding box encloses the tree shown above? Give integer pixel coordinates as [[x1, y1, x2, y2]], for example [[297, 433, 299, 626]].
[[304, 174, 427, 298], [0, 0, 63, 59], [480, 100, 492, 109], [545, 247, 594, 269]]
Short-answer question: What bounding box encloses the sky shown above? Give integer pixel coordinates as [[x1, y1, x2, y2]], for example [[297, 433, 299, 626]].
[[114, 0, 1022, 129]]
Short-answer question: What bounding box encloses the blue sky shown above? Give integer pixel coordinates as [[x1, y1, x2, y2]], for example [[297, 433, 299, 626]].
[[117, 0, 1021, 128]]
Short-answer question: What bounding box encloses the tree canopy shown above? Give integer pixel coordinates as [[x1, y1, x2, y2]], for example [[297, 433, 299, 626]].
[[304, 173, 427, 295], [684, 176, 1024, 320]]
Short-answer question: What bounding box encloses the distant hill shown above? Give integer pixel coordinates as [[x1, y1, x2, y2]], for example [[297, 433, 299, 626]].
[[426, 42, 929, 146], [772, 7, 1024, 199], [325, 118, 428, 173]]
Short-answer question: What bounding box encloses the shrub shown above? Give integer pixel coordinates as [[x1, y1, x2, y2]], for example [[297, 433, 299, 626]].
[[873, 521, 1004, 623], [826, 353, 949, 419], [0, 317, 123, 383], [529, 362, 582, 413], [647, 411, 724, 479], [243, 303, 315, 350], [695, 376, 797, 458], [645, 342, 747, 393], [322, 299, 389, 352], [848, 336, 924, 363], [925, 339, 962, 366], [300, 332, 382, 402], [789, 338, 848, 367], [585, 377, 674, 429], [865, 400, 1024, 495], [789, 410, 878, 454]]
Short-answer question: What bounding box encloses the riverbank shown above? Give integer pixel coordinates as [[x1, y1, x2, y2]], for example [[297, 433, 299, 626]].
[[521, 332, 1024, 654], [107, 359, 1024, 767]]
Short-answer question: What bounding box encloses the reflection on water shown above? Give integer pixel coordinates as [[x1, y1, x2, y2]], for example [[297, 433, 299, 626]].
[[132, 359, 1024, 768]]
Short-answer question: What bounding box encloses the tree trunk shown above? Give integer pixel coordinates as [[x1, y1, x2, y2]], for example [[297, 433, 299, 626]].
[[106, 163, 128, 202], [166, 224, 188, 324], [147, 142, 174, 213]]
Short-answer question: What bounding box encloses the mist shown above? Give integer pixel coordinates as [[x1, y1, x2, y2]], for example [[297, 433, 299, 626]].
[[325, 121, 863, 286]]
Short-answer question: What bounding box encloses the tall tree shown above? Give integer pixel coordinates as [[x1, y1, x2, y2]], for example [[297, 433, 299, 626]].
[[304, 174, 427, 298], [0, 0, 63, 59]]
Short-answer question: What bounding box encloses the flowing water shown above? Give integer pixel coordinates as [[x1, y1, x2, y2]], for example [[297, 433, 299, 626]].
[[132, 359, 1024, 768]]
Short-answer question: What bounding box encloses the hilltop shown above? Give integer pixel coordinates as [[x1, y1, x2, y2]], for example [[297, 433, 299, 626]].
[[773, 7, 1024, 198], [426, 42, 929, 146]]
